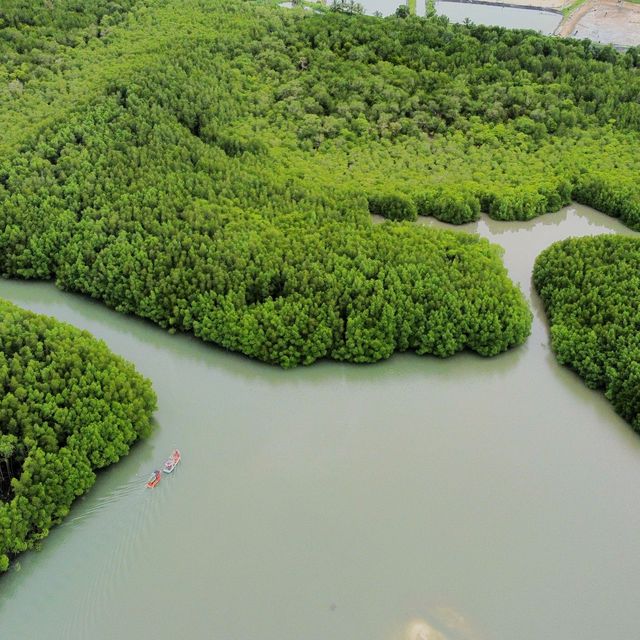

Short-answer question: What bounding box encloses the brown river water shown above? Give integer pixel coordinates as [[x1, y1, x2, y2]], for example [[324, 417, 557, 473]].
[[0, 203, 639, 640]]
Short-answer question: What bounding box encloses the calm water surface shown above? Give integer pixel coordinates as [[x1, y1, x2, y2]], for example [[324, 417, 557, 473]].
[[355, 0, 561, 30], [358, 0, 408, 16], [435, 1, 561, 33], [0, 204, 639, 640]]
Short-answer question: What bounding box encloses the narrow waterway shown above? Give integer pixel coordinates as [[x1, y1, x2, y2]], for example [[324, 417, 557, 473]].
[[0, 204, 639, 640]]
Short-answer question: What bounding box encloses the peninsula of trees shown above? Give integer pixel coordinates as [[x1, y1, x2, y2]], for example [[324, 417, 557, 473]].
[[1, 0, 639, 367], [534, 236, 640, 434], [0, 299, 156, 572], [1, 0, 639, 573]]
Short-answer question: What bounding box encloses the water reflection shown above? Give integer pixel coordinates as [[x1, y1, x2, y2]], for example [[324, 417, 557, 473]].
[[0, 277, 530, 387], [396, 609, 483, 640], [403, 619, 448, 640]]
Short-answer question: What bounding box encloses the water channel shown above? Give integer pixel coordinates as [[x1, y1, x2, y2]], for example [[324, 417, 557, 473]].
[[434, 2, 561, 33], [0, 203, 639, 640], [353, 0, 562, 31]]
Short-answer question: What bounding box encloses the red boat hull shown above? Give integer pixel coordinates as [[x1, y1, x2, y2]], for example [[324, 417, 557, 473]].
[[146, 471, 161, 488]]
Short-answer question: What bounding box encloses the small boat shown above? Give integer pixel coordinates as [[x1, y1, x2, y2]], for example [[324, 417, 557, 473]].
[[163, 449, 181, 474], [146, 470, 161, 488]]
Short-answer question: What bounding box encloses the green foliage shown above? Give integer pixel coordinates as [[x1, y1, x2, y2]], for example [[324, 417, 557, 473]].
[[330, 0, 364, 15], [0, 0, 539, 367], [573, 173, 640, 230], [368, 192, 417, 221], [533, 236, 640, 433], [562, 0, 588, 17], [7, 0, 638, 370], [414, 187, 480, 224], [0, 0, 145, 86], [0, 299, 156, 570]]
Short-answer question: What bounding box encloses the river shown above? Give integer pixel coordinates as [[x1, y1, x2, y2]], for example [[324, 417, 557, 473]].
[[0, 203, 639, 640]]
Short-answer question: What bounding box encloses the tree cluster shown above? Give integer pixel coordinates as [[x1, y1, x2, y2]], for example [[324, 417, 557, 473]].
[[2, 0, 640, 370], [0, 0, 143, 88], [0, 299, 156, 572], [0, 38, 532, 365], [533, 236, 640, 433]]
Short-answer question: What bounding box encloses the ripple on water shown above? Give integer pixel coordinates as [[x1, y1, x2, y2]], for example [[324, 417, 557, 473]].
[[65, 474, 172, 637]]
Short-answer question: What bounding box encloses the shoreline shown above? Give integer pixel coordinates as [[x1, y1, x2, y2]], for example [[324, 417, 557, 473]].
[[290, 0, 640, 49], [436, 0, 639, 48], [437, 0, 563, 15]]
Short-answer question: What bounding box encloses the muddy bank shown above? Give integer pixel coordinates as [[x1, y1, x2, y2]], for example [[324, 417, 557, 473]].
[[434, 0, 639, 48]]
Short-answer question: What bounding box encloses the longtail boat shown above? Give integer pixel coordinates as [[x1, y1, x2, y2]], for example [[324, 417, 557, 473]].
[[146, 470, 161, 488], [163, 449, 181, 474]]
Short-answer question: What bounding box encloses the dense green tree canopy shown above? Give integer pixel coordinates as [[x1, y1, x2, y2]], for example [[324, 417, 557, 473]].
[[534, 236, 640, 433], [2, 0, 639, 368], [0, 298, 156, 572], [0, 0, 146, 94]]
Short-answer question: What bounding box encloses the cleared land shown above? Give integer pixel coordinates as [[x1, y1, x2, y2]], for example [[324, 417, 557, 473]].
[[558, 0, 640, 47], [479, 0, 640, 46]]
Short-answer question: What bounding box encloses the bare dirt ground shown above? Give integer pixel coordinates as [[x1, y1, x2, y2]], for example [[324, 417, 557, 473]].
[[556, 0, 640, 47], [481, 0, 640, 46]]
